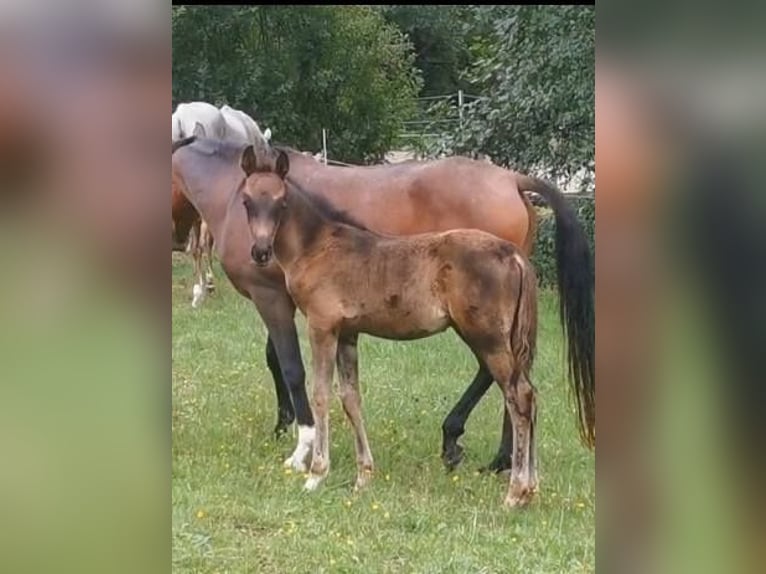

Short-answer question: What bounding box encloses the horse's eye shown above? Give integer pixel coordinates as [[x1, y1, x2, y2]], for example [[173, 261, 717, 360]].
[[280, 201, 288, 210]]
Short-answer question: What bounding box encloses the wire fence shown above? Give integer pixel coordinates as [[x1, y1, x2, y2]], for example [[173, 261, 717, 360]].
[[316, 91, 594, 195]]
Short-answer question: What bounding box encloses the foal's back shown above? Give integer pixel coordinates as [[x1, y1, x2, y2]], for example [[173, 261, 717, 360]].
[[292, 225, 527, 341]]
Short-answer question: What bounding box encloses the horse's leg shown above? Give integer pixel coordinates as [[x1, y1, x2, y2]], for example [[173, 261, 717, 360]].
[[337, 335, 374, 491], [480, 407, 514, 474], [441, 364, 493, 471], [251, 286, 314, 471], [266, 335, 295, 437], [481, 350, 537, 508], [304, 324, 338, 491], [190, 221, 205, 308], [201, 220, 215, 293]]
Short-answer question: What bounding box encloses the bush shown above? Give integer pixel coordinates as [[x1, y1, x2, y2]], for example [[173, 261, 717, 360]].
[[530, 195, 594, 289]]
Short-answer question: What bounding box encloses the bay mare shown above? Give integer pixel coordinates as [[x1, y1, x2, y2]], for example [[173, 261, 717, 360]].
[[171, 135, 594, 472], [239, 146, 560, 507]]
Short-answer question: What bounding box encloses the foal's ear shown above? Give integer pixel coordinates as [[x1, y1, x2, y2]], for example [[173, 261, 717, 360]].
[[275, 149, 289, 180], [240, 145, 258, 176]]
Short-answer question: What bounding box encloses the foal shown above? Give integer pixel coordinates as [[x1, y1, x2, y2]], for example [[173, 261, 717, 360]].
[[239, 146, 543, 508]]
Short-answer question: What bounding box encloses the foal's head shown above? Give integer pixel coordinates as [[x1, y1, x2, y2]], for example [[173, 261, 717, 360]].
[[239, 144, 290, 266]]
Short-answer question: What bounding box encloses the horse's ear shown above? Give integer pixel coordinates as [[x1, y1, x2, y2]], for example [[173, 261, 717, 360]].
[[275, 149, 289, 179], [192, 122, 206, 138], [240, 145, 258, 176], [263, 127, 272, 142]]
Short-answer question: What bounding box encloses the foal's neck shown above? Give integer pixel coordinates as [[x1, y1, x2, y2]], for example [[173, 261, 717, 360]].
[[273, 186, 334, 270]]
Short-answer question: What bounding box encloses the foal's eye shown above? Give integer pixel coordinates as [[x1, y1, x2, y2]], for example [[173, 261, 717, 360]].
[[280, 200, 288, 210]]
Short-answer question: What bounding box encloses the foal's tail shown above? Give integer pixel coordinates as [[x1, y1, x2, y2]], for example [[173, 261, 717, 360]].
[[516, 174, 595, 448], [510, 252, 538, 379]]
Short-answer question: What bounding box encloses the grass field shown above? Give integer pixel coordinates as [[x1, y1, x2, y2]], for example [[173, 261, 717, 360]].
[[172, 255, 594, 573]]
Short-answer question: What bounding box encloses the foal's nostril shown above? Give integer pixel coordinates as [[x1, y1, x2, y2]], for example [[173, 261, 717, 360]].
[[251, 245, 272, 265]]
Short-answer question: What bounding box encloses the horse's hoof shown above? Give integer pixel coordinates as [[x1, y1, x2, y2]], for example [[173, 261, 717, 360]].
[[273, 422, 291, 439], [304, 474, 324, 491], [503, 490, 534, 509], [283, 455, 308, 473], [479, 454, 512, 475], [441, 443, 465, 472], [354, 468, 374, 491]]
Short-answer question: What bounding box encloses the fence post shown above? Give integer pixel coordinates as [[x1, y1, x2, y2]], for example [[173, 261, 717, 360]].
[[322, 128, 328, 166], [458, 89, 464, 134]]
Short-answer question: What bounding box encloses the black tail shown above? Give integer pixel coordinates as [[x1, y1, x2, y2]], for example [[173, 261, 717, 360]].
[[172, 135, 196, 154], [518, 174, 595, 448]]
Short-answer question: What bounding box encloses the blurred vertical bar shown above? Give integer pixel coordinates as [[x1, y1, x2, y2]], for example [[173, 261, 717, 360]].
[[597, 2, 766, 574], [0, 2, 169, 574]]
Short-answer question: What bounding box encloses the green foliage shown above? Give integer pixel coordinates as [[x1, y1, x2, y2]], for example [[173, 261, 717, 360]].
[[422, 6, 595, 187], [531, 196, 595, 289], [378, 6, 481, 96], [172, 6, 422, 163]]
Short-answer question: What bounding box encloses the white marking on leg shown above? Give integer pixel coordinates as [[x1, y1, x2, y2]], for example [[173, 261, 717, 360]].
[[191, 283, 205, 308], [283, 425, 315, 472]]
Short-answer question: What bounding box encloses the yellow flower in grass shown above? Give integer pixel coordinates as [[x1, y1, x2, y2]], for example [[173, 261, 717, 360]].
[[452, 474, 460, 482], [196, 510, 205, 519]]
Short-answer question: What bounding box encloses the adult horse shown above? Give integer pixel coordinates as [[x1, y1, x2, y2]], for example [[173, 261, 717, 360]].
[[171, 135, 594, 472], [220, 104, 273, 151]]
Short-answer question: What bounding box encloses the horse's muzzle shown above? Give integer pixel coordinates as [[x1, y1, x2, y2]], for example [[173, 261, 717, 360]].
[[251, 244, 273, 267]]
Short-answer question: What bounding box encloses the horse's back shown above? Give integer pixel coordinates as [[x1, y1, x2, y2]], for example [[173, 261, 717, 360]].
[[310, 156, 532, 247]]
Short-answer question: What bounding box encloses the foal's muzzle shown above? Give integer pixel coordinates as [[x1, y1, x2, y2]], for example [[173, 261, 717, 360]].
[[251, 244, 273, 267]]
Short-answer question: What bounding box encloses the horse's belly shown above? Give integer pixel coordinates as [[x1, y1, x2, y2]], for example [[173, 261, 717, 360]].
[[343, 303, 450, 341]]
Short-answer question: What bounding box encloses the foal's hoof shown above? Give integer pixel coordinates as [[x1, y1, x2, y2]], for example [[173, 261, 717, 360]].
[[503, 484, 537, 509], [304, 474, 325, 492], [354, 468, 374, 492], [441, 443, 465, 472]]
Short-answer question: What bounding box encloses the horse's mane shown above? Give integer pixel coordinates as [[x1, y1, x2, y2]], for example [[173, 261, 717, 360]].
[[285, 176, 373, 233], [172, 136, 196, 154]]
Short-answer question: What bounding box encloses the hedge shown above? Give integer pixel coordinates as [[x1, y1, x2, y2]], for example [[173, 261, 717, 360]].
[[529, 195, 594, 289]]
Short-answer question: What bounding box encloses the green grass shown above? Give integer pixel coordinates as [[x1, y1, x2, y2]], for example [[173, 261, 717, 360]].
[[172, 254, 594, 573]]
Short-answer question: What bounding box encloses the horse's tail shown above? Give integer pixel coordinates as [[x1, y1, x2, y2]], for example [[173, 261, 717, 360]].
[[172, 135, 196, 154], [516, 174, 595, 448]]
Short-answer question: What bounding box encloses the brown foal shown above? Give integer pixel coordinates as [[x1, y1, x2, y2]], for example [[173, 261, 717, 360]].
[[237, 146, 595, 508]]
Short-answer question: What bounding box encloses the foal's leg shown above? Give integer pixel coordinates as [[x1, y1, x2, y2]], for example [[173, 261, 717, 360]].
[[304, 325, 338, 491], [251, 286, 314, 471], [482, 351, 537, 508], [266, 336, 295, 438], [337, 335, 374, 491], [441, 364, 493, 470]]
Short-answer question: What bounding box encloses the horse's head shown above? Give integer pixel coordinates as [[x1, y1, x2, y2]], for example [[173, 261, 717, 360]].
[[239, 144, 290, 267]]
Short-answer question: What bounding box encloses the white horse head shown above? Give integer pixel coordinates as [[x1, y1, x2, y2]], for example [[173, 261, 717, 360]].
[[173, 101, 226, 141]]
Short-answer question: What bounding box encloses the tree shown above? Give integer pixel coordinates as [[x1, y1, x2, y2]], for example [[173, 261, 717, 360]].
[[425, 6, 595, 188], [172, 6, 422, 163]]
